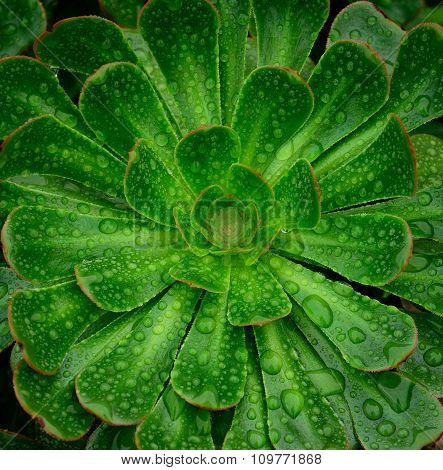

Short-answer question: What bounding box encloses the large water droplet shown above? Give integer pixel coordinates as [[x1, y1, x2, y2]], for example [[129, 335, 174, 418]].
[[302, 295, 333, 328], [260, 350, 283, 375], [363, 398, 383, 420], [281, 389, 304, 419]]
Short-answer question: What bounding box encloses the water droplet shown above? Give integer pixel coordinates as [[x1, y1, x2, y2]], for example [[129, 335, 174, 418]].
[[376, 420, 396, 436], [348, 327, 367, 344], [247, 430, 266, 449], [99, 218, 118, 234], [423, 347, 442, 367], [363, 398, 383, 420], [281, 389, 304, 419], [302, 295, 333, 328], [260, 350, 283, 375]]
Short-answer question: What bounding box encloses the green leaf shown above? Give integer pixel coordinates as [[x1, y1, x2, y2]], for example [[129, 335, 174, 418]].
[[3, 206, 174, 283], [349, 0, 423, 25], [135, 386, 214, 450], [273, 159, 320, 230], [314, 24, 443, 180], [226, 164, 274, 212], [10, 281, 105, 374], [252, 0, 329, 70], [190, 185, 224, 231], [79, 62, 177, 160], [329, 2, 403, 74], [318, 115, 416, 209], [35, 16, 138, 75], [411, 134, 443, 190], [275, 213, 412, 286], [0, 266, 30, 352], [76, 283, 200, 424], [0, 175, 133, 226], [173, 206, 211, 257], [125, 139, 191, 226], [0, 57, 89, 139], [244, 37, 258, 78], [265, 253, 417, 371], [271, 40, 390, 183], [294, 308, 442, 449], [139, 0, 221, 132], [175, 126, 240, 194], [383, 240, 443, 316], [300, 58, 315, 81], [170, 254, 231, 293], [399, 313, 442, 397], [227, 261, 291, 326], [349, 187, 443, 242], [0, 0, 46, 58], [216, 0, 251, 125], [172, 292, 247, 409], [223, 333, 272, 450], [123, 30, 185, 134], [254, 317, 347, 450], [243, 222, 283, 266], [0, 116, 126, 198], [232, 66, 313, 175], [284, 313, 360, 449], [100, 0, 145, 28], [380, 24, 443, 131], [13, 309, 145, 440], [87, 423, 136, 450], [76, 247, 185, 312]]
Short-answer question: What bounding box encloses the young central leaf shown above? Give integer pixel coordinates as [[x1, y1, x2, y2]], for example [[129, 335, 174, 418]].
[[205, 197, 258, 250]]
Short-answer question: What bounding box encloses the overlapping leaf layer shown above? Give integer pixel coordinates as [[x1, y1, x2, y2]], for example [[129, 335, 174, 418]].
[[0, 0, 442, 450]]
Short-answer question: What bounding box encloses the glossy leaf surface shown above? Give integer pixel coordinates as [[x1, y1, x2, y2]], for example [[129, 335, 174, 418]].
[[35, 16, 138, 75], [139, 0, 221, 132], [0, 0, 45, 58], [0, 266, 30, 352], [329, 2, 403, 74], [275, 213, 412, 286], [271, 40, 390, 183], [399, 313, 442, 397], [254, 318, 347, 449], [169, 254, 231, 293], [86, 423, 137, 450], [75, 247, 185, 312], [136, 386, 214, 450], [175, 126, 240, 194], [13, 309, 145, 440], [216, 0, 251, 124], [252, 0, 329, 70], [3, 206, 173, 283], [76, 284, 200, 424], [0, 57, 88, 139], [319, 115, 416, 210], [10, 281, 104, 374], [228, 261, 291, 326], [172, 292, 247, 409], [80, 62, 177, 159], [265, 253, 417, 371], [383, 240, 443, 316], [100, 0, 145, 27], [272, 159, 320, 230], [294, 309, 442, 449], [223, 335, 272, 450], [0, 116, 126, 198], [232, 66, 313, 174], [125, 140, 191, 226]]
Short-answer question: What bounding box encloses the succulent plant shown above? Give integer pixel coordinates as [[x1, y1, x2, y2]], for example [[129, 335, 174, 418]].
[[0, 0, 442, 451]]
